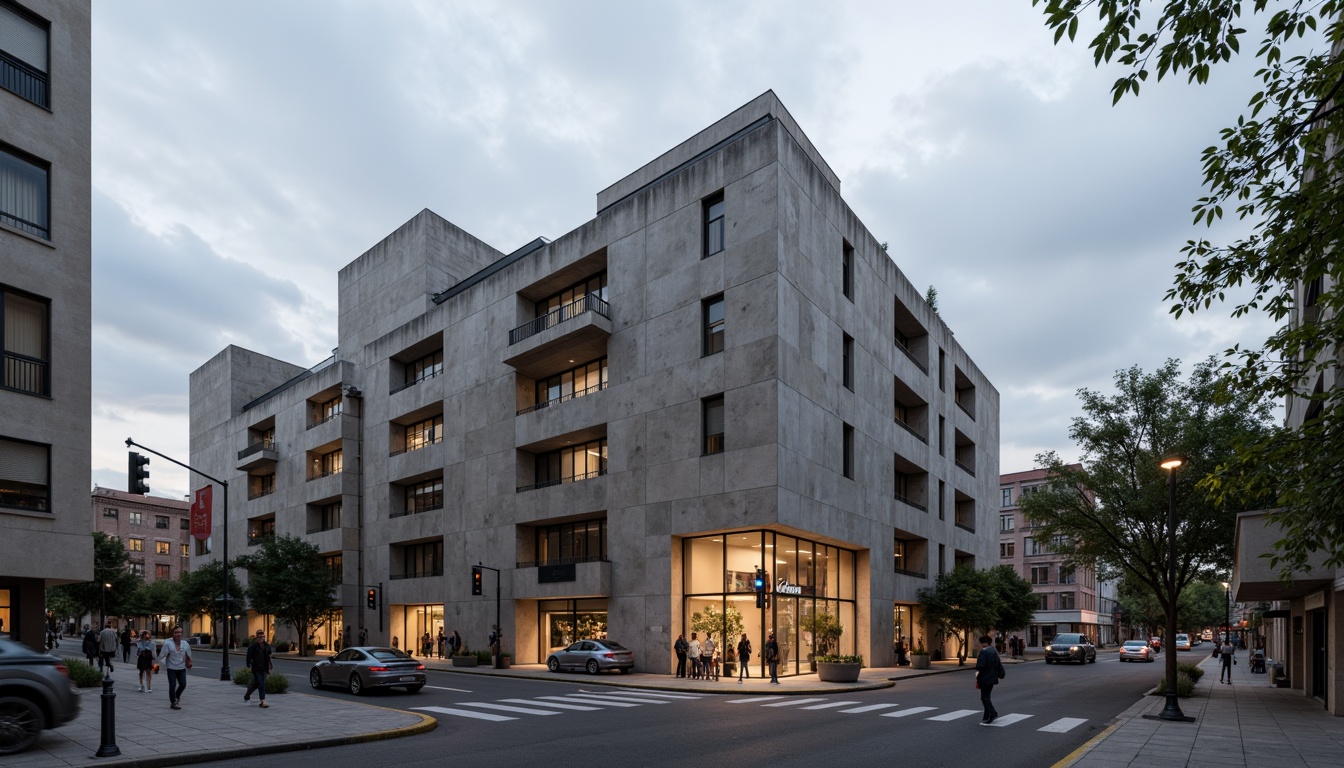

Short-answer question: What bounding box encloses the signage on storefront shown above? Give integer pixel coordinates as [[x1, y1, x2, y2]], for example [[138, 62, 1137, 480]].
[[190, 486, 212, 541], [774, 578, 814, 596], [539, 564, 577, 583]]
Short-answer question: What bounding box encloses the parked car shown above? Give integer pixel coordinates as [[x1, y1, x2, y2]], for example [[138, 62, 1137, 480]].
[[1175, 633, 1192, 651], [1150, 636, 1162, 651], [545, 639, 634, 674], [1118, 639, 1155, 662], [308, 647, 425, 694], [1044, 633, 1097, 664], [1201, 629, 1214, 641], [0, 638, 80, 755]]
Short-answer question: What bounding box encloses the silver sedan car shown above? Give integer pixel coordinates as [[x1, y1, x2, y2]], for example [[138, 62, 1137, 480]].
[[546, 639, 634, 674], [308, 647, 425, 694], [1118, 639, 1155, 662]]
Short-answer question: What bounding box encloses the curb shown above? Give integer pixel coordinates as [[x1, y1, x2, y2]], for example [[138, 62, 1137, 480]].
[[430, 665, 898, 695]]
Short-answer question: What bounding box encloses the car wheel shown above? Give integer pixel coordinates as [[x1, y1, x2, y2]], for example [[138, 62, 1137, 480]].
[[0, 695, 44, 755], [308, 669, 323, 689], [404, 684, 424, 693], [349, 674, 364, 696], [586, 659, 600, 675], [617, 667, 629, 674], [547, 657, 560, 673], [1044, 658, 1052, 664], [1088, 654, 1096, 664]]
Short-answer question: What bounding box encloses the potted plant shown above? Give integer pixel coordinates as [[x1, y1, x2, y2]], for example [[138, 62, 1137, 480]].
[[910, 641, 931, 669], [452, 643, 477, 667], [499, 650, 512, 669], [691, 604, 744, 679], [816, 654, 864, 682], [803, 610, 844, 673]]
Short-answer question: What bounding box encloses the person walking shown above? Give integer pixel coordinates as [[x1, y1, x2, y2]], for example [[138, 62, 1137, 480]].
[[358, 626, 368, 646], [98, 622, 119, 672], [737, 633, 752, 682], [449, 630, 462, 656], [81, 625, 97, 666], [244, 629, 273, 707], [974, 635, 1005, 724], [135, 630, 155, 693], [437, 629, 446, 658], [674, 633, 689, 678], [1219, 637, 1236, 684], [764, 633, 780, 684], [157, 626, 193, 710], [702, 635, 717, 681], [120, 625, 133, 664], [688, 633, 702, 680]]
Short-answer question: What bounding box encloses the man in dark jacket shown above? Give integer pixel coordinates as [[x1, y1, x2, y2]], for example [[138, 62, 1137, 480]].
[[673, 633, 689, 678], [244, 629, 273, 708], [974, 635, 1005, 724]]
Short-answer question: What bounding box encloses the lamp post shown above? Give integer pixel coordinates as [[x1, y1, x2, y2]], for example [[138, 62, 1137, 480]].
[[1150, 455, 1194, 722], [1221, 581, 1231, 648]]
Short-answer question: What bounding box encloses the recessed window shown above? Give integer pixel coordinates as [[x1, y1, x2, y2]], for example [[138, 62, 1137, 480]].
[[128, 537, 143, 552], [1, 287, 48, 396], [0, 1, 48, 108], [398, 479, 443, 517], [533, 519, 606, 566], [1058, 592, 1076, 610], [180, 543, 189, 557], [309, 395, 342, 428], [309, 449, 342, 480], [155, 541, 170, 555], [154, 563, 171, 580], [842, 423, 854, 479], [322, 553, 342, 583], [155, 515, 169, 529], [703, 295, 724, 356], [395, 540, 444, 580], [0, 144, 48, 239], [703, 192, 725, 257], [527, 439, 607, 491], [103, 507, 118, 518], [1001, 488, 1013, 507], [309, 501, 341, 533], [405, 350, 442, 389], [404, 415, 443, 453], [528, 357, 607, 413], [0, 435, 47, 511], [842, 333, 854, 391], [703, 395, 725, 455], [1000, 542, 1015, 559], [180, 517, 189, 529], [129, 562, 144, 579], [842, 240, 854, 300], [1030, 565, 1049, 585]]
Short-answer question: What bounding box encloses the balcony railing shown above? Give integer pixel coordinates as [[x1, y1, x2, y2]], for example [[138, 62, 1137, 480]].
[[955, 398, 975, 421], [515, 554, 610, 569], [895, 493, 927, 512], [390, 436, 442, 456], [517, 468, 606, 493], [390, 367, 442, 395], [517, 381, 605, 415], [955, 459, 976, 477], [237, 439, 276, 460], [894, 566, 928, 579], [306, 523, 338, 535], [3, 352, 47, 396], [247, 487, 275, 501], [0, 51, 49, 108], [895, 341, 928, 374], [308, 466, 342, 481], [247, 533, 275, 547], [390, 569, 444, 581], [955, 521, 976, 533], [894, 417, 927, 443], [308, 410, 341, 429], [509, 293, 610, 346], [389, 502, 444, 519]]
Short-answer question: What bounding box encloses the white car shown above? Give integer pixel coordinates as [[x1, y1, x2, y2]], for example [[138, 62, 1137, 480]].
[[1175, 633, 1192, 651], [1118, 639, 1155, 662]]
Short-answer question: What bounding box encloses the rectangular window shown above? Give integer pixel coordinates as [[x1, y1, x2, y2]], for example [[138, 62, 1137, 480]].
[[155, 541, 170, 555], [1000, 542, 1015, 559], [938, 348, 946, 392], [405, 350, 443, 388], [534, 519, 607, 565], [1058, 591, 1076, 610], [0, 144, 48, 239], [1030, 565, 1049, 584], [310, 449, 342, 480], [180, 543, 189, 557], [311, 502, 341, 532], [103, 507, 117, 518], [842, 333, 854, 391], [0, 2, 48, 107], [399, 540, 444, 579], [1059, 567, 1076, 584], [842, 240, 854, 300], [180, 517, 190, 529], [703, 192, 725, 257], [128, 537, 143, 552], [1, 287, 48, 395], [129, 562, 144, 579], [1037, 594, 1049, 610], [1001, 488, 1013, 507], [530, 439, 608, 490], [322, 554, 342, 583], [703, 295, 724, 356], [530, 357, 608, 413], [938, 415, 945, 456], [938, 479, 945, 521], [402, 479, 444, 517], [703, 395, 725, 455], [155, 515, 168, 529], [154, 563, 171, 580], [128, 510, 142, 525], [0, 435, 48, 511], [842, 422, 854, 479], [404, 415, 443, 453], [195, 538, 210, 556], [247, 517, 275, 545], [1000, 514, 1014, 532], [310, 395, 342, 427]]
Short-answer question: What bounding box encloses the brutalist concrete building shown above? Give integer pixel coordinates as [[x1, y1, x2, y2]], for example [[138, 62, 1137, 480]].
[[189, 92, 999, 674]]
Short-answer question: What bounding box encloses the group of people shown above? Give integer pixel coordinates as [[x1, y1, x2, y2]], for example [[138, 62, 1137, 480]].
[[1005, 634, 1025, 659], [81, 624, 197, 710], [673, 631, 780, 684]]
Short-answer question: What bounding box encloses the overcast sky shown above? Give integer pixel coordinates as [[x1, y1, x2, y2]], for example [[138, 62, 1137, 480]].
[[89, 0, 1291, 500]]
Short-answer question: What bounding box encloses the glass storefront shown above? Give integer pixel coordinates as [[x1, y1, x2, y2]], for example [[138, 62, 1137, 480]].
[[0, 589, 9, 638], [393, 604, 444, 655], [539, 598, 608, 656], [684, 531, 857, 677]]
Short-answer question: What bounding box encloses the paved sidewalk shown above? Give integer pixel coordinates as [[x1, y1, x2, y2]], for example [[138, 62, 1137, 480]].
[[1059, 652, 1344, 767], [16, 652, 434, 768]]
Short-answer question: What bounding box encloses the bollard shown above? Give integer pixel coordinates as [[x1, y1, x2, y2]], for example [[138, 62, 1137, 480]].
[[95, 674, 121, 757]]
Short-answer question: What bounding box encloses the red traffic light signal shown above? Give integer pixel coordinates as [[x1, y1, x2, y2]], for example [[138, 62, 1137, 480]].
[[366, 588, 377, 610], [472, 566, 483, 596]]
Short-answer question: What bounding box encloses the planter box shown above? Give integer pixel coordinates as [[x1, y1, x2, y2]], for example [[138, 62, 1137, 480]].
[[911, 655, 931, 670], [451, 656, 478, 667], [816, 661, 862, 683]]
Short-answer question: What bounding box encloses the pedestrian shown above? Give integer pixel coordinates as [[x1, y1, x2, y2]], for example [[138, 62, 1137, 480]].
[[422, 631, 432, 657], [82, 625, 97, 665], [673, 633, 689, 677], [136, 630, 155, 693], [737, 633, 752, 682], [244, 628, 273, 708], [688, 632, 702, 680], [1219, 637, 1235, 684], [764, 633, 780, 684], [437, 629, 446, 658], [344, 625, 352, 650], [156, 625, 192, 710], [974, 635, 1005, 724], [120, 625, 132, 663], [702, 635, 717, 681], [98, 622, 119, 672], [450, 630, 461, 656], [392, 635, 399, 650], [358, 626, 368, 646]]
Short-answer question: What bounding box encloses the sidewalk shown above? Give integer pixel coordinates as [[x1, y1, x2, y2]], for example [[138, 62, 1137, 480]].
[[18, 650, 434, 768], [1058, 652, 1344, 767]]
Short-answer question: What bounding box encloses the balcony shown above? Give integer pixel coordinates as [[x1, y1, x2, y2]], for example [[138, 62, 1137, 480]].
[[518, 381, 605, 416], [389, 569, 444, 581], [895, 493, 927, 512], [955, 459, 976, 477], [517, 468, 606, 493], [895, 417, 927, 444], [247, 533, 275, 547], [895, 340, 928, 374], [503, 294, 611, 378], [237, 439, 278, 471]]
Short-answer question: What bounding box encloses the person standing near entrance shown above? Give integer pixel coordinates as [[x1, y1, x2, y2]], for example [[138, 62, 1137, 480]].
[[244, 629, 273, 708], [688, 632, 702, 679], [974, 635, 1005, 724], [157, 626, 192, 710], [702, 635, 717, 681], [1219, 637, 1235, 684], [764, 633, 780, 684], [737, 633, 752, 682], [674, 633, 689, 678]]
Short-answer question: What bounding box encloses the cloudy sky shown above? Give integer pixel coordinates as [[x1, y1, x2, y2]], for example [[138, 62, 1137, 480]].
[[89, 0, 1291, 499]]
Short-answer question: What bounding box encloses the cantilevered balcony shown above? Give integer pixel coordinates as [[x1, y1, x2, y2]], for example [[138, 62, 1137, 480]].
[[503, 294, 611, 379], [237, 439, 278, 471]]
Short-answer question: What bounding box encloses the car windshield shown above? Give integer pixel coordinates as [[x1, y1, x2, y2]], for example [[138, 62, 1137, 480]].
[[369, 648, 411, 661], [1052, 635, 1083, 644], [599, 641, 627, 651], [1123, 641, 1147, 648]]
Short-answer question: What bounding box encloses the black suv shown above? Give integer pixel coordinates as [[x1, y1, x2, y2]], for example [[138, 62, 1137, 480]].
[[0, 638, 81, 754], [1044, 633, 1097, 664]]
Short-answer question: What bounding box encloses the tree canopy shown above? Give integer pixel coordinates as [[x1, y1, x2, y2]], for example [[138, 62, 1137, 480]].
[[177, 559, 244, 642], [46, 532, 142, 624], [918, 565, 1039, 663], [1034, 1, 1344, 573], [237, 535, 338, 656]]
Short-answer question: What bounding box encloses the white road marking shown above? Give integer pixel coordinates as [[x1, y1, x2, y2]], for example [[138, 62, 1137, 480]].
[[413, 706, 515, 722], [1038, 717, 1088, 733], [424, 685, 472, 692], [498, 698, 601, 711], [726, 697, 763, 704], [800, 701, 863, 710], [455, 702, 562, 716], [760, 697, 827, 708], [565, 693, 671, 704], [985, 714, 1033, 727], [838, 703, 901, 714], [927, 709, 981, 721], [881, 706, 936, 718], [578, 691, 702, 700], [540, 695, 641, 708]]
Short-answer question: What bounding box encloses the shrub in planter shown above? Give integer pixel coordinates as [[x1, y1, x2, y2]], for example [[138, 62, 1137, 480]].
[[273, 641, 290, 653], [65, 658, 105, 688], [473, 650, 493, 664], [231, 667, 289, 693], [1177, 662, 1204, 682], [1154, 673, 1196, 698]]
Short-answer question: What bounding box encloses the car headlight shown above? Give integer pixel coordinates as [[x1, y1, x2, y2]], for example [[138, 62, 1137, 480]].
[[1045, 644, 1053, 651], [1071, 646, 1080, 652]]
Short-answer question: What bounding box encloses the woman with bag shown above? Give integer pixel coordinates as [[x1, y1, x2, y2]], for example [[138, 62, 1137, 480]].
[[135, 630, 155, 693]]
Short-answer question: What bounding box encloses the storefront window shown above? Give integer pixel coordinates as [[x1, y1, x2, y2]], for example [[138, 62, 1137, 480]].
[[540, 598, 607, 653], [0, 588, 9, 637]]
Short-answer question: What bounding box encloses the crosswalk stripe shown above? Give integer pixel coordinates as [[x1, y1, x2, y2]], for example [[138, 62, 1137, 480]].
[[801, 701, 863, 710], [881, 706, 936, 718], [585, 691, 702, 700], [726, 697, 762, 704], [541, 695, 641, 708], [838, 704, 900, 714], [927, 709, 981, 721], [498, 698, 601, 711], [424, 685, 472, 692], [456, 702, 563, 716], [412, 706, 516, 722], [761, 697, 827, 708], [1039, 717, 1088, 733], [985, 714, 1033, 727], [567, 693, 671, 704]]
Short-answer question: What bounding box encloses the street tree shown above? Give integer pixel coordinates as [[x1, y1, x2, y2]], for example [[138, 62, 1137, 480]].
[[127, 577, 183, 628], [918, 565, 1038, 663], [986, 564, 1042, 635], [45, 532, 142, 624], [1034, 1, 1344, 573], [237, 535, 338, 656], [176, 560, 244, 645]]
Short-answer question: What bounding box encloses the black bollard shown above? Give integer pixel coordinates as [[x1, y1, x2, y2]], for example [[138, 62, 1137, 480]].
[[95, 674, 121, 757]]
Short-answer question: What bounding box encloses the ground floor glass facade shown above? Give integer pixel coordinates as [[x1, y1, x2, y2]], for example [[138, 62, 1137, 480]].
[[538, 598, 607, 658]]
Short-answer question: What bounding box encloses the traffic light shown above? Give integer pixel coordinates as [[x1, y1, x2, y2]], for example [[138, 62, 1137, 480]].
[[127, 452, 150, 495], [471, 566, 483, 596], [366, 588, 377, 610], [754, 568, 765, 608]]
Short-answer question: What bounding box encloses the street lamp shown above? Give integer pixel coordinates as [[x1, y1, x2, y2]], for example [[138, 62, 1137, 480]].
[[1150, 455, 1194, 722], [1221, 581, 1231, 648], [99, 582, 111, 678]]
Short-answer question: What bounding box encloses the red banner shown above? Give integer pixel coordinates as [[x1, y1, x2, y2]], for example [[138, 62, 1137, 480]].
[[190, 486, 212, 541]]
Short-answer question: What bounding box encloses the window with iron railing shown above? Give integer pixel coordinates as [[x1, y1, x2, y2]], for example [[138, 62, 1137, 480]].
[[309, 395, 342, 428], [394, 350, 442, 393], [309, 449, 342, 480], [400, 415, 443, 454], [0, 145, 49, 239], [248, 473, 275, 500], [393, 479, 443, 518], [521, 358, 607, 415], [521, 519, 606, 568], [1, 287, 48, 396], [510, 274, 610, 345], [393, 540, 443, 580], [522, 439, 607, 492], [247, 517, 275, 546], [0, 2, 48, 108]]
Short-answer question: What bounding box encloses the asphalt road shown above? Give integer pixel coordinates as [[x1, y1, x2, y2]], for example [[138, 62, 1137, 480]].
[[194, 647, 1210, 768]]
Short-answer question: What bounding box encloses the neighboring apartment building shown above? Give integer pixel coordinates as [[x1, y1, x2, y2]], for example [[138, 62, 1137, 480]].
[[999, 467, 1117, 648], [0, 0, 92, 649], [189, 91, 1000, 673], [92, 487, 191, 585]]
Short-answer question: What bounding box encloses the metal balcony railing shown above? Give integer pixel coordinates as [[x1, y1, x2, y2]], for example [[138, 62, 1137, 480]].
[[895, 493, 927, 512], [509, 293, 610, 345], [389, 569, 443, 581], [3, 352, 47, 396], [894, 417, 927, 443], [237, 439, 276, 461], [514, 555, 610, 569], [955, 459, 976, 477], [517, 381, 605, 415], [516, 468, 606, 493], [0, 51, 48, 108], [389, 502, 444, 519]]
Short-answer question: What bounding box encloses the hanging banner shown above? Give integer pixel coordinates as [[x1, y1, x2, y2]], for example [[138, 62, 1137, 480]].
[[190, 485, 212, 541]]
